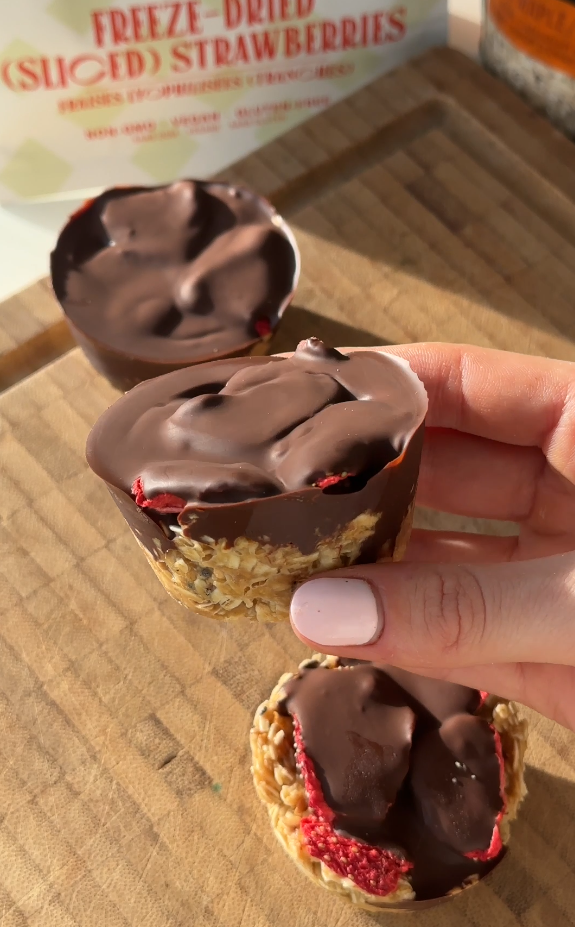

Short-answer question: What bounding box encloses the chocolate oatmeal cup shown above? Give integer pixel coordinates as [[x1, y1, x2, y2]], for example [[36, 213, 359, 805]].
[[86, 339, 428, 622], [251, 657, 528, 910], [51, 179, 300, 391]]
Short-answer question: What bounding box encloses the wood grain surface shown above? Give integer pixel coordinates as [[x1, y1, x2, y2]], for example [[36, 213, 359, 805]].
[[1, 46, 575, 926]]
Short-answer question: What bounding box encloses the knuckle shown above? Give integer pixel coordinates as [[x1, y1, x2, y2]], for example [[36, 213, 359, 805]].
[[418, 567, 487, 657]]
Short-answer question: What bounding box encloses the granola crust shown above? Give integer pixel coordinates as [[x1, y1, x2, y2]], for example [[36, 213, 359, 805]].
[[138, 502, 414, 623]]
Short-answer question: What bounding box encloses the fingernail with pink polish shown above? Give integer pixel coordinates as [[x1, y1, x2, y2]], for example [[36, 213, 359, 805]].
[[290, 578, 382, 647]]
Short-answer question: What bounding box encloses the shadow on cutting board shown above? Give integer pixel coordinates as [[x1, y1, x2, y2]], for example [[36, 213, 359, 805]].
[[220, 745, 574, 927], [366, 765, 575, 927], [273, 764, 573, 927], [273, 96, 575, 360]]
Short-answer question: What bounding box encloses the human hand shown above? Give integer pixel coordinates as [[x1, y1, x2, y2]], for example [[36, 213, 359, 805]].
[[289, 343, 575, 729]]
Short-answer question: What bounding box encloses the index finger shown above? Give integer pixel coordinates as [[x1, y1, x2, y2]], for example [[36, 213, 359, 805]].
[[274, 342, 575, 464], [335, 342, 574, 456]]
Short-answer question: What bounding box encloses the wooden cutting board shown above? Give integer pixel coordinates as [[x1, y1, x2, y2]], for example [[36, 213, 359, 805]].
[[1, 46, 575, 927]]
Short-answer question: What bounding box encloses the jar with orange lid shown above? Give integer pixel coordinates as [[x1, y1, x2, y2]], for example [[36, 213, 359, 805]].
[[481, 0, 575, 137]]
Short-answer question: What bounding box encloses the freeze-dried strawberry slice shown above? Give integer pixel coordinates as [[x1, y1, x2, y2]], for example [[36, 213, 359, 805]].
[[69, 186, 134, 223], [465, 726, 506, 862], [314, 472, 355, 490], [132, 477, 186, 514], [301, 819, 412, 897], [68, 197, 96, 222], [254, 318, 272, 337], [465, 817, 503, 862], [293, 718, 412, 897], [293, 718, 334, 823]]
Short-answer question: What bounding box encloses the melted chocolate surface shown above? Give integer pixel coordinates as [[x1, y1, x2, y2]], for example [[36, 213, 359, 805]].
[[280, 663, 504, 900], [86, 340, 427, 553], [51, 179, 297, 363]]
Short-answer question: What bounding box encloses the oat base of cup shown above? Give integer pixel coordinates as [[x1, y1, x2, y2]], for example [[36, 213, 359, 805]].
[[139, 505, 411, 622], [249, 656, 529, 910], [139, 502, 415, 622]]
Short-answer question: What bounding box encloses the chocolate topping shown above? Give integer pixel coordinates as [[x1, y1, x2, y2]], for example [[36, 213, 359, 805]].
[[51, 180, 298, 364], [298, 668, 416, 832], [410, 714, 504, 856], [86, 341, 427, 554], [279, 663, 505, 900]]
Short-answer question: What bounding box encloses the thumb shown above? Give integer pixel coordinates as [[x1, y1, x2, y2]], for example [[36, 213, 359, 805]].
[[290, 553, 575, 668]]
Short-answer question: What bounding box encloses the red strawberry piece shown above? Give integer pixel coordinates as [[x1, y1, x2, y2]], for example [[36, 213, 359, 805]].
[[465, 815, 503, 862], [69, 186, 134, 223], [314, 473, 355, 490], [293, 718, 334, 823], [69, 196, 96, 222], [301, 819, 412, 896], [465, 726, 507, 862], [254, 318, 272, 338], [131, 477, 186, 514], [292, 718, 412, 897]]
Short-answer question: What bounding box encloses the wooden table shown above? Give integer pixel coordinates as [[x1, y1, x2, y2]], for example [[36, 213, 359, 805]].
[[1, 47, 574, 927]]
